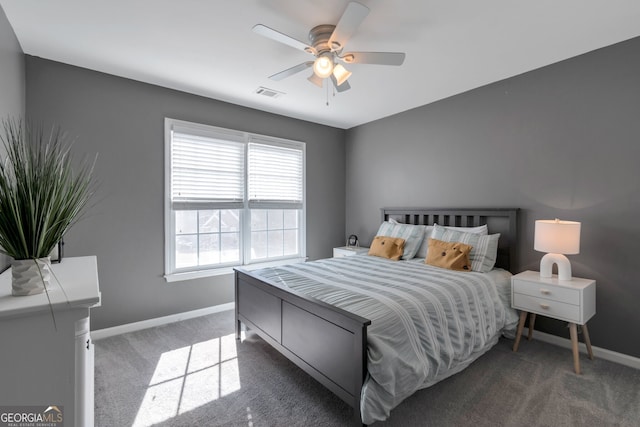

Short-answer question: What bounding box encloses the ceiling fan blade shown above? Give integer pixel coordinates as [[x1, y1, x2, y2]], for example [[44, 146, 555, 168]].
[[307, 73, 324, 88], [269, 62, 313, 81], [328, 2, 369, 52], [342, 51, 406, 66], [253, 24, 314, 54], [331, 75, 351, 93]]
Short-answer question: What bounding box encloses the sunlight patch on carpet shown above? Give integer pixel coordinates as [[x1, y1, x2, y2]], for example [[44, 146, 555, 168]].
[[132, 333, 241, 426]]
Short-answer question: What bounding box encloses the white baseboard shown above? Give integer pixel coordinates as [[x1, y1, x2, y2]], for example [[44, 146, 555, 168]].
[[91, 302, 235, 341], [523, 327, 640, 370], [91, 307, 639, 371]]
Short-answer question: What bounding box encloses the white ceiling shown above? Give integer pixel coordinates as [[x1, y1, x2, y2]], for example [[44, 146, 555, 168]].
[[2, 0, 640, 129]]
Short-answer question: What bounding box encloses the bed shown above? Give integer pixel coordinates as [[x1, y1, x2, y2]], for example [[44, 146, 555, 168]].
[[235, 208, 519, 425]]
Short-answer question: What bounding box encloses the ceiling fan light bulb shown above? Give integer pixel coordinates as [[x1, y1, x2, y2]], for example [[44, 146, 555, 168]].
[[313, 55, 334, 79], [333, 64, 352, 86]]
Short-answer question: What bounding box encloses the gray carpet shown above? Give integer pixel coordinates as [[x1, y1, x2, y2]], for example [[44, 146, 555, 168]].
[[94, 310, 640, 426]]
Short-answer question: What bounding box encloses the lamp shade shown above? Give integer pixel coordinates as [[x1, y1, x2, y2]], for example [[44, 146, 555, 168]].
[[534, 219, 581, 255], [332, 64, 352, 86]]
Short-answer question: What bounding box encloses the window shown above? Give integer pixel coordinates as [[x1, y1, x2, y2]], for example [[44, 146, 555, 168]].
[[164, 119, 305, 280]]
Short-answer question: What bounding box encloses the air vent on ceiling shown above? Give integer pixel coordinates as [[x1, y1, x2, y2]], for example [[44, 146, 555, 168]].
[[255, 86, 285, 98]]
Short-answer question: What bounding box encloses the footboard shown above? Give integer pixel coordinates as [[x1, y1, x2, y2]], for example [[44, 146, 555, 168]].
[[235, 269, 371, 426]]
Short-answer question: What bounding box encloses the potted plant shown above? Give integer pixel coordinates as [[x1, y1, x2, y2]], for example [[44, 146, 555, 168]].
[[0, 118, 96, 296]]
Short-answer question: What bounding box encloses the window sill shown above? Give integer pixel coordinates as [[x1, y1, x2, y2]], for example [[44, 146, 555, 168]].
[[164, 257, 307, 283]]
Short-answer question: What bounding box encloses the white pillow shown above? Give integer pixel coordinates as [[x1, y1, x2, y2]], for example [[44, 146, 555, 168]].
[[435, 223, 488, 235], [430, 224, 500, 272], [375, 221, 426, 260]]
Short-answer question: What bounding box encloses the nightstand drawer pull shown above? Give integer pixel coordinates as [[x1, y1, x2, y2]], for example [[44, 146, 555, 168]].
[[540, 303, 550, 309], [540, 289, 551, 295]]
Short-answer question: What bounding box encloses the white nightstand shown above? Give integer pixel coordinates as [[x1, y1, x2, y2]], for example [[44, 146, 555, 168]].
[[333, 246, 369, 258], [511, 270, 596, 374]]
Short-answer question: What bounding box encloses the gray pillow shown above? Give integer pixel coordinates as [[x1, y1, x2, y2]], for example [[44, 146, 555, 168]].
[[430, 224, 500, 272], [376, 221, 426, 260]]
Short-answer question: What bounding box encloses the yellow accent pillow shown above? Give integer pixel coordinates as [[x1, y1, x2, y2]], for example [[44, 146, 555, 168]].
[[368, 236, 406, 261], [425, 238, 473, 271]]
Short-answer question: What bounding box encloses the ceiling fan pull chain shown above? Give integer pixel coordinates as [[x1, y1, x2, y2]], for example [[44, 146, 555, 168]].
[[326, 80, 330, 106]]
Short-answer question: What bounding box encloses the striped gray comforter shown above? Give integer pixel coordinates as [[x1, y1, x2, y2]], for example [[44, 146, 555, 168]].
[[251, 255, 517, 424]]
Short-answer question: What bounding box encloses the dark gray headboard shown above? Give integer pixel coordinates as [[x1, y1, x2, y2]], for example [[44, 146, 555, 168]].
[[381, 207, 519, 272]]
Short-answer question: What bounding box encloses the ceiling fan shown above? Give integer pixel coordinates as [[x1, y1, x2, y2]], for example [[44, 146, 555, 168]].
[[253, 1, 406, 92]]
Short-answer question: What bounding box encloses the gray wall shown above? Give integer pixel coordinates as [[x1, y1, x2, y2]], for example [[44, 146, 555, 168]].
[[346, 36, 640, 358], [26, 57, 346, 330], [0, 6, 25, 272], [0, 5, 24, 119]]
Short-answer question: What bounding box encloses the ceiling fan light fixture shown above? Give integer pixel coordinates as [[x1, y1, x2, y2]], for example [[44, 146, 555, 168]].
[[308, 73, 324, 87], [313, 53, 334, 79], [332, 63, 352, 86]]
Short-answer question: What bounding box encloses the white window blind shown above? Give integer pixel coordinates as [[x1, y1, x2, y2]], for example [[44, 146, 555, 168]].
[[248, 140, 304, 209], [165, 118, 306, 279], [171, 131, 245, 210]]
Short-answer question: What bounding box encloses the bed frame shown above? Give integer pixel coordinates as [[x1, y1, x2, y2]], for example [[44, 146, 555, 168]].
[[235, 208, 518, 426]]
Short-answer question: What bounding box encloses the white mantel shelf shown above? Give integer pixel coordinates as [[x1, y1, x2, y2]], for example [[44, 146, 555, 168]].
[[0, 255, 101, 319]]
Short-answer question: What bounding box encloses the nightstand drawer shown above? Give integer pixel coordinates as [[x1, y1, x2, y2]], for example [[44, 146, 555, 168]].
[[513, 293, 580, 322], [513, 280, 579, 305]]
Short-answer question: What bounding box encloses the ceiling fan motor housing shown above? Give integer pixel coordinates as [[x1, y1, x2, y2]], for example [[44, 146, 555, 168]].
[[308, 25, 337, 55]]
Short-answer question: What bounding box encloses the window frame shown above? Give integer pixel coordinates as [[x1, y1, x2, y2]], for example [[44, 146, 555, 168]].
[[164, 118, 306, 282]]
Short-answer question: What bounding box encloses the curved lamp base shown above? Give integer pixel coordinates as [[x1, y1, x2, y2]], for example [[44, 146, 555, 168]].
[[540, 253, 572, 281]]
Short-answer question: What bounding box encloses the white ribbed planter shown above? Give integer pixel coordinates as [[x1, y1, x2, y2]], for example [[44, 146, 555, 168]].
[[11, 257, 52, 296]]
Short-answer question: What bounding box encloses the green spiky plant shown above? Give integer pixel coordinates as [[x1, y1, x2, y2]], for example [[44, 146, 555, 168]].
[[0, 117, 96, 275]]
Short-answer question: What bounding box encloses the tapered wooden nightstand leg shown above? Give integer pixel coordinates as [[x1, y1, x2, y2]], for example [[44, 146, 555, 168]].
[[528, 313, 536, 340], [569, 323, 581, 374], [513, 311, 528, 352], [582, 323, 594, 360]]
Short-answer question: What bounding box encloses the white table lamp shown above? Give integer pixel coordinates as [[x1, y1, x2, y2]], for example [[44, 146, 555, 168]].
[[534, 219, 581, 281]]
